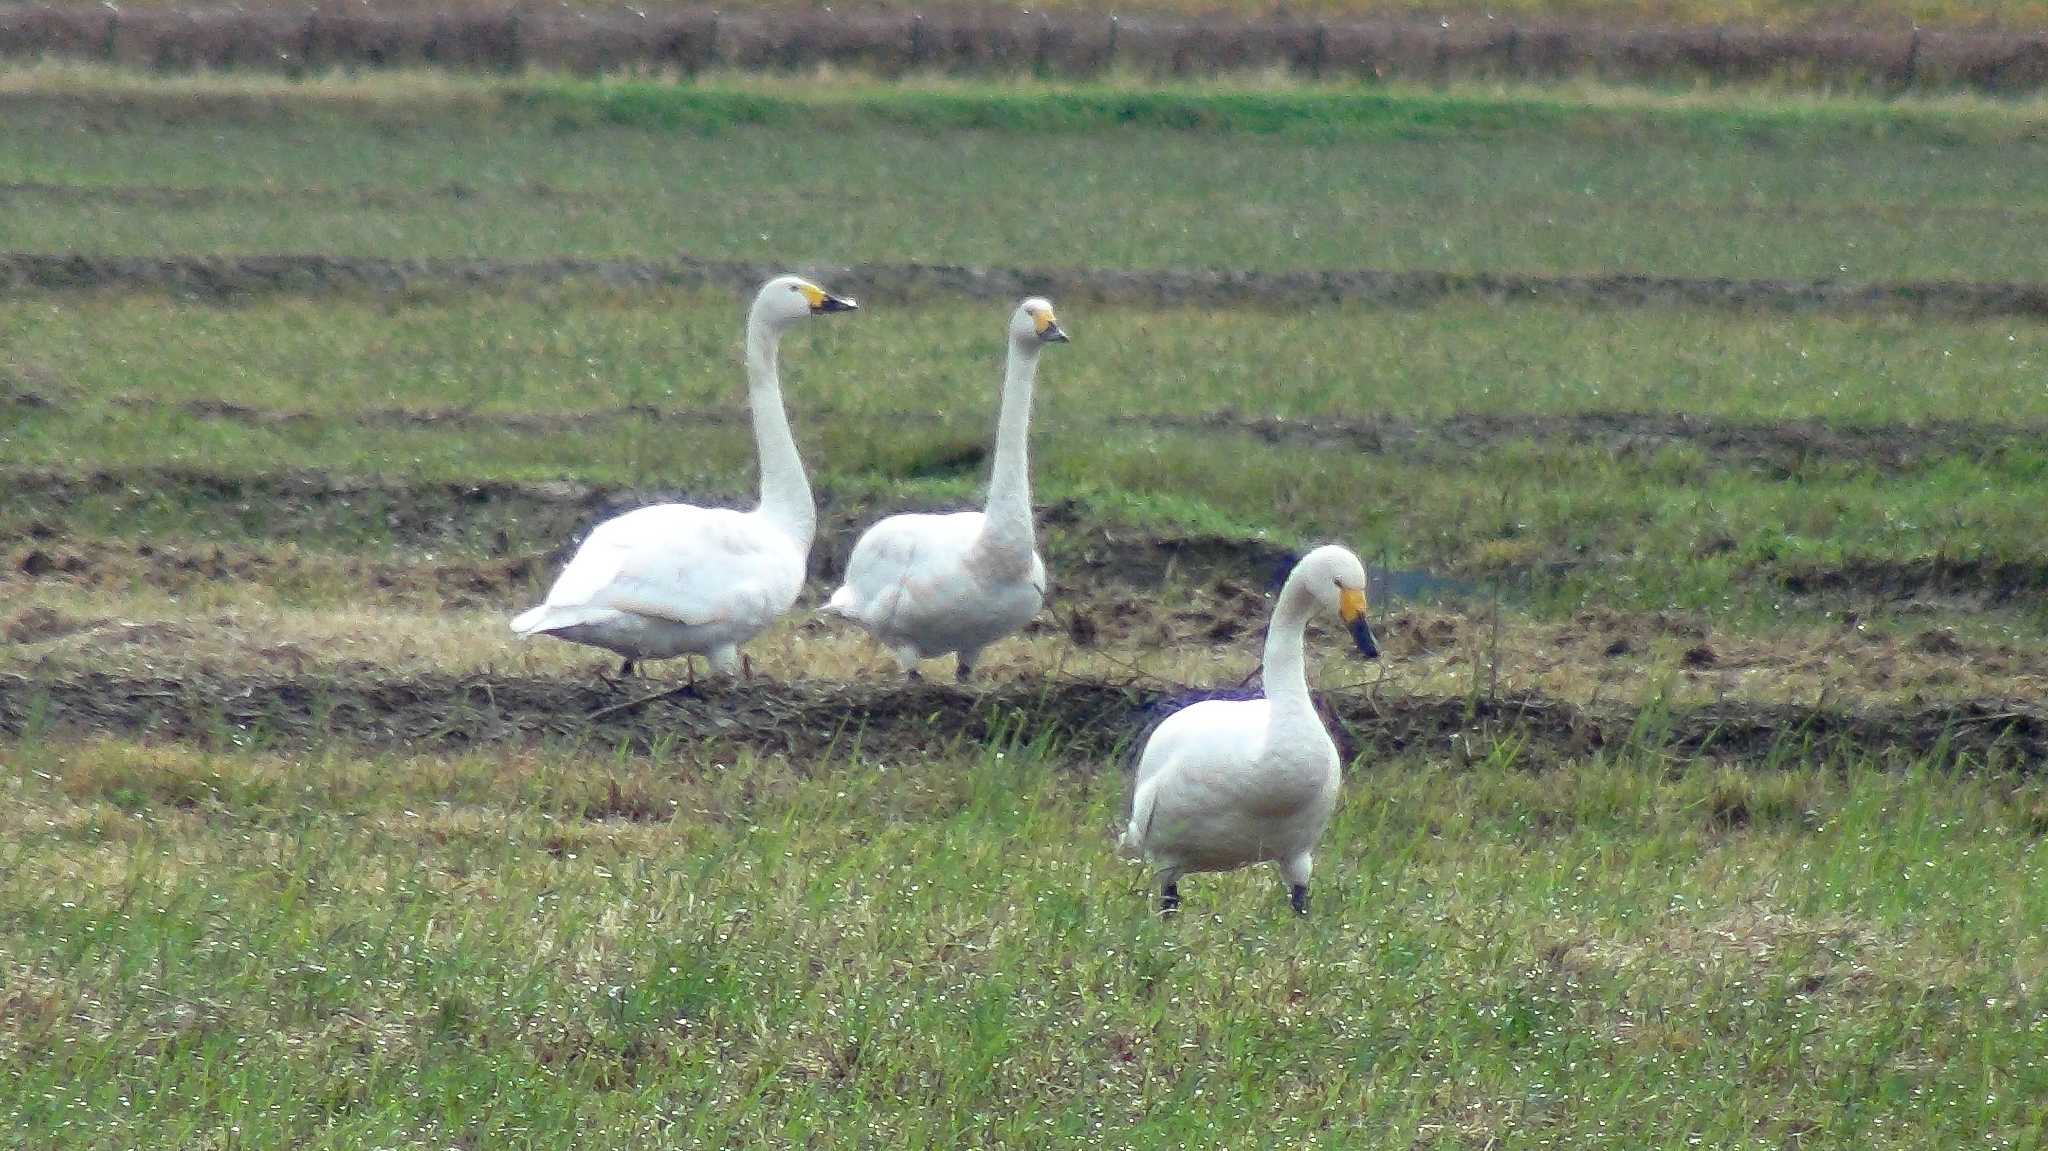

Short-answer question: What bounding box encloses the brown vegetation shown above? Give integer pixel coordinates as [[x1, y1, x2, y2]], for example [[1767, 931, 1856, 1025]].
[[4, 5, 2048, 91]]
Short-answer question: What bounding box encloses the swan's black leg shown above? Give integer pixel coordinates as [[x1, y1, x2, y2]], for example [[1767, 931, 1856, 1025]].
[[1290, 884, 1310, 917], [955, 657, 974, 683], [1160, 881, 1181, 915], [618, 658, 637, 677]]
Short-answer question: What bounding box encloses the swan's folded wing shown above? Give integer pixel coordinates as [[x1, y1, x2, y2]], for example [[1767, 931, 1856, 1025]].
[[839, 513, 984, 621], [544, 506, 789, 627], [1133, 698, 1269, 791]]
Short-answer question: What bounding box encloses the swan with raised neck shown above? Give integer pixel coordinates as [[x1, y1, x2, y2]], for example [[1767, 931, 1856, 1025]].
[[823, 298, 1068, 680], [510, 274, 856, 679]]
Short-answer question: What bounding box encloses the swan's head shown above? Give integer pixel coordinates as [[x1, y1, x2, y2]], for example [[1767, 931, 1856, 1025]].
[[1297, 544, 1379, 660], [1012, 298, 1068, 347], [754, 274, 858, 328]]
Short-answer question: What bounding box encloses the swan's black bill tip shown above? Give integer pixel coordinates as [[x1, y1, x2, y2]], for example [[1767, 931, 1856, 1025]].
[[1350, 617, 1380, 660]]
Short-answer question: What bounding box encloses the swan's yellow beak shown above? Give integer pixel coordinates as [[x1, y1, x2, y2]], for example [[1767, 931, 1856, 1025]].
[[1338, 585, 1379, 659], [801, 283, 858, 314], [1033, 309, 1069, 343]]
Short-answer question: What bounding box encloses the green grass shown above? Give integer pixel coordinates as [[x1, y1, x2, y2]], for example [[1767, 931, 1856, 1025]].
[[4, 733, 2045, 1147], [3, 73, 2046, 280]]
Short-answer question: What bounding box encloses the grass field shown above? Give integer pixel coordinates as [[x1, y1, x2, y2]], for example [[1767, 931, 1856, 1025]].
[[5, 68, 2048, 1148], [4, 73, 2048, 280]]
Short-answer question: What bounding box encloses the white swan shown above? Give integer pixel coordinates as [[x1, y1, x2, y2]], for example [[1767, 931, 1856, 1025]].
[[511, 274, 857, 678], [823, 297, 1067, 680], [1119, 544, 1380, 917]]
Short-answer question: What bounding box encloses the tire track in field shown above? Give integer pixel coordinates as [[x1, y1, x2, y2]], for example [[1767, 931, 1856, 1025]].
[[13, 181, 2048, 231], [13, 389, 2037, 472], [5, 252, 2047, 318], [2, 666, 2041, 771]]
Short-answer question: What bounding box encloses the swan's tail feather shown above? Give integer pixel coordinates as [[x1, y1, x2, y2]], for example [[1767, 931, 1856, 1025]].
[[819, 585, 861, 620], [510, 605, 557, 635], [1118, 783, 1156, 859]]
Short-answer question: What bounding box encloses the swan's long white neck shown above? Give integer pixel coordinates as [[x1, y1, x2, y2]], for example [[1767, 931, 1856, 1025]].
[[744, 310, 814, 548], [1261, 570, 1322, 721], [978, 336, 1042, 562]]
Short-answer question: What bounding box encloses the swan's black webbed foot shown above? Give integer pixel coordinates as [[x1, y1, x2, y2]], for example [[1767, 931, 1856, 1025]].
[[1290, 884, 1309, 917]]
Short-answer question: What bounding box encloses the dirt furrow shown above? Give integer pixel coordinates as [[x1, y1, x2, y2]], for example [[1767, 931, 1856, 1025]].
[[13, 181, 2048, 231], [0, 466, 1299, 592], [6, 253, 2047, 318], [15, 390, 2036, 472], [10, 465, 2048, 608], [3, 667, 2041, 771], [3, 7, 2046, 93]]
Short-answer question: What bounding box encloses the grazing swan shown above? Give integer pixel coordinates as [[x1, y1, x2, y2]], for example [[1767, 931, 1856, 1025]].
[[823, 298, 1068, 680], [1119, 545, 1379, 917], [511, 275, 857, 679]]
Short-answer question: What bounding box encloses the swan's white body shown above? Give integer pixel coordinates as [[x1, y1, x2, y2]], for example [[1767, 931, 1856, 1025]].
[[511, 275, 855, 675], [825, 299, 1066, 678], [1119, 545, 1379, 915]]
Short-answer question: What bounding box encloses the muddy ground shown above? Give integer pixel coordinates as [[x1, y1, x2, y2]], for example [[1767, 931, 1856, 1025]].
[[0, 465, 1301, 590], [5, 253, 2046, 318], [3, 664, 2042, 771], [9, 463, 2045, 610]]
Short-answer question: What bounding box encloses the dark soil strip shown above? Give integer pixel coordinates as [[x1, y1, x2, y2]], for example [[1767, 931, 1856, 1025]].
[[0, 466, 1299, 592], [1143, 409, 2041, 473], [1778, 556, 2048, 608], [5, 253, 2047, 319], [15, 182, 2048, 232], [3, 668, 2041, 771], [28, 394, 2037, 472], [11, 465, 2048, 608], [4, 7, 2046, 93]]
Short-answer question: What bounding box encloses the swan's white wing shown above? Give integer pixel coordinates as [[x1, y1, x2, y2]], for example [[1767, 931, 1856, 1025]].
[[1123, 698, 1269, 854], [522, 504, 801, 632], [827, 511, 985, 626]]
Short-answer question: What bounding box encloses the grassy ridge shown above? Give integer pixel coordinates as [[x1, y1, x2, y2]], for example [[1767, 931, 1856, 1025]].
[[512, 79, 2048, 140], [4, 734, 2044, 1147]]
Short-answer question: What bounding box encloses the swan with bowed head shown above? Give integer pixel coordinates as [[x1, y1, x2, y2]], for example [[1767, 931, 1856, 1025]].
[[511, 274, 856, 681]]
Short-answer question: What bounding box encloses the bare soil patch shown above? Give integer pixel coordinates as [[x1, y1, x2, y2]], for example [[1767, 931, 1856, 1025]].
[[1777, 555, 2048, 608], [2, 665, 2041, 770], [1147, 408, 2036, 473], [6, 253, 2046, 319]]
